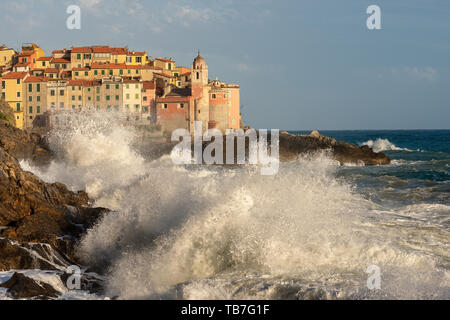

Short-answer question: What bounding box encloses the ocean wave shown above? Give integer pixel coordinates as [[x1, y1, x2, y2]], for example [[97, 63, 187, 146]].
[[21, 113, 449, 300], [360, 138, 413, 153]]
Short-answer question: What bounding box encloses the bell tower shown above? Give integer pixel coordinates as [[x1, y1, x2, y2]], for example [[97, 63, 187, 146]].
[[191, 51, 208, 99], [190, 51, 210, 133]]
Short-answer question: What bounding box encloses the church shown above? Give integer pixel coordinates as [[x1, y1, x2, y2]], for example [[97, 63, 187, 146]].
[[156, 53, 241, 135]]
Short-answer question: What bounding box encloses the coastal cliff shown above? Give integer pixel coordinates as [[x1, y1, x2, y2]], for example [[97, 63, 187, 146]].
[[0, 114, 107, 298]]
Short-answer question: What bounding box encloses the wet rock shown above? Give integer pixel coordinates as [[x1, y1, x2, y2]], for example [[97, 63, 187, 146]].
[[0, 272, 58, 299], [279, 131, 390, 165]]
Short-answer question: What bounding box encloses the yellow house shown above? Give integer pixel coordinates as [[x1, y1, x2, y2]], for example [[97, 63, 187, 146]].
[[1, 72, 29, 129], [110, 48, 128, 64], [0, 46, 17, 68], [36, 57, 52, 69], [126, 51, 148, 66]]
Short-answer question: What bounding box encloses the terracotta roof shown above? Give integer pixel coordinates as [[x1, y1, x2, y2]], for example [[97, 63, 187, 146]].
[[71, 47, 92, 53], [24, 76, 48, 83], [68, 80, 91, 86], [2, 72, 29, 79], [72, 67, 90, 71], [92, 47, 113, 53], [156, 58, 174, 63], [52, 58, 70, 63], [128, 51, 147, 56], [111, 48, 128, 55], [44, 68, 59, 73], [143, 81, 156, 90], [14, 62, 31, 68], [38, 57, 52, 61], [19, 51, 34, 57]]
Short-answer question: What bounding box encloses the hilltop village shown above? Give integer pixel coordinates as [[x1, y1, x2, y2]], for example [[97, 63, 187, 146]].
[[0, 43, 242, 135]]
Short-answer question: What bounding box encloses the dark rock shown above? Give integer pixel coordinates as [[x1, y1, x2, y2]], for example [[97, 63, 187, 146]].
[[0, 238, 74, 271], [278, 131, 390, 165], [0, 272, 58, 299]]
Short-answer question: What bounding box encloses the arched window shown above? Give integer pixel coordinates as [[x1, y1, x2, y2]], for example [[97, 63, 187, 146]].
[[196, 72, 199, 80]]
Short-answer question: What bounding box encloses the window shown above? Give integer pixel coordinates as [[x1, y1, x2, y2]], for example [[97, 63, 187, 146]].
[[109, 70, 113, 75], [77, 54, 81, 59], [135, 84, 138, 89], [1, 81, 5, 89], [88, 97, 91, 101], [29, 96, 32, 102], [75, 72, 79, 76], [94, 70, 98, 76], [136, 57, 142, 63], [37, 106, 40, 114], [120, 70, 123, 75], [135, 94, 139, 99], [115, 84, 119, 89], [115, 95, 119, 101], [101, 70, 105, 75], [63, 64, 67, 69], [72, 105, 76, 110], [17, 92, 20, 98], [126, 85, 129, 89], [96, 87, 100, 94], [224, 93, 228, 99], [16, 103, 20, 112], [78, 96, 82, 101], [179, 103, 184, 109], [143, 97, 147, 101], [85, 72, 88, 76], [126, 94, 130, 100], [60, 90, 64, 96], [96, 96, 100, 101], [17, 79, 20, 85], [106, 84, 110, 90], [106, 95, 110, 101], [163, 103, 168, 109], [51, 90, 55, 96], [135, 105, 139, 111], [72, 96, 76, 101], [37, 96, 40, 102], [212, 94, 216, 99], [28, 84, 33, 92], [72, 86, 76, 90], [196, 72, 199, 80]]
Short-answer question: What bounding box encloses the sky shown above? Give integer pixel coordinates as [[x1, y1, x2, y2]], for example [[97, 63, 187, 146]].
[[1, 0, 449, 130]]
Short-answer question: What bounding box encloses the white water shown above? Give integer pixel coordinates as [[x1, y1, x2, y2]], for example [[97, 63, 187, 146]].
[[361, 138, 412, 153], [20, 113, 450, 300]]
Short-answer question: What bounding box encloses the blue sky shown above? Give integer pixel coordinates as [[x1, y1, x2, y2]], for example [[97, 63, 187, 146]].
[[1, 0, 449, 129]]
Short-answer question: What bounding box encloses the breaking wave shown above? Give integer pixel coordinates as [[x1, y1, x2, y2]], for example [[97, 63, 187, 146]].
[[20, 113, 450, 300], [361, 138, 412, 153]]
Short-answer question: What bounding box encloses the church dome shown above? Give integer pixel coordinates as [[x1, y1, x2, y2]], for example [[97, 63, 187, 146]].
[[193, 52, 207, 69]]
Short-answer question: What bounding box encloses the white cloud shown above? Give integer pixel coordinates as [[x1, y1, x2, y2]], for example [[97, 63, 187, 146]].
[[391, 67, 438, 82]]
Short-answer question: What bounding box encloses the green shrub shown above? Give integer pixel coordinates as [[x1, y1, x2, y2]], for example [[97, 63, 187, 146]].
[[0, 112, 9, 121]]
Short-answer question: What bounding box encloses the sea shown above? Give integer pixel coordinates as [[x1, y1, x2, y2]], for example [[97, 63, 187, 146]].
[[10, 115, 450, 300]]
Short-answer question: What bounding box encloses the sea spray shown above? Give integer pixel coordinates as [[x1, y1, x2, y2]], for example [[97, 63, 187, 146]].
[[19, 113, 450, 300]]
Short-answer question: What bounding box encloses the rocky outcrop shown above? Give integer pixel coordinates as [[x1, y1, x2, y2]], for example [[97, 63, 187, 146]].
[[0, 117, 108, 298], [0, 98, 16, 127], [0, 117, 52, 166], [0, 272, 59, 299], [279, 131, 390, 165]]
